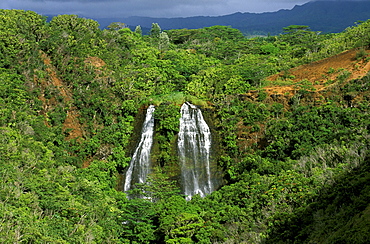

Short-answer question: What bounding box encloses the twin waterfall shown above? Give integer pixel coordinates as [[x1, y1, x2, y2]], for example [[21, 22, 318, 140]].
[[178, 102, 213, 200], [124, 103, 214, 200], [124, 105, 155, 193]]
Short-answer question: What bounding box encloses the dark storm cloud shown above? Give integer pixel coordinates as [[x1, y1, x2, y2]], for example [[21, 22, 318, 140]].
[[1, 0, 311, 18]]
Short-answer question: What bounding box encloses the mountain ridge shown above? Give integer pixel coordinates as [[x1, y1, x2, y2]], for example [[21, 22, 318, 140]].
[[94, 1, 370, 35]]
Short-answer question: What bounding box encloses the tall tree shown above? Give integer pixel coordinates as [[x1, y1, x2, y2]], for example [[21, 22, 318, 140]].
[[134, 25, 143, 36], [150, 23, 161, 39]]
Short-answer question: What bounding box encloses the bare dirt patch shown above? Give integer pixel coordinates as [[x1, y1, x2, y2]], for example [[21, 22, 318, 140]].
[[39, 52, 83, 139], [85, 56, 106, 68], [265, 48, 370, 95]]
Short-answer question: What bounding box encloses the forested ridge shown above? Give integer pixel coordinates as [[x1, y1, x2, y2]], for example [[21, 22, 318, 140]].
[[98, 0, 370, 35], [1, 9, 370, 243]]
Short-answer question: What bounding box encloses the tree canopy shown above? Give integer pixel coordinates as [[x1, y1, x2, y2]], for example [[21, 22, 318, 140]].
[[0, 9, 370, 243]]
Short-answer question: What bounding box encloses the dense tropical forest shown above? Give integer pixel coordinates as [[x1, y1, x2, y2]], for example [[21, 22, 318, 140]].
[[1, 9, 370, 243]]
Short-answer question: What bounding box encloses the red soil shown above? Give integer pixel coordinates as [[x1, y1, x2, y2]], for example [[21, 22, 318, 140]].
[[265, 48, 370, 95]]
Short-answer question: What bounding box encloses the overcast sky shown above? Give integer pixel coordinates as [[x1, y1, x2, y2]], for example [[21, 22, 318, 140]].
[[0, 0, 314, 18]]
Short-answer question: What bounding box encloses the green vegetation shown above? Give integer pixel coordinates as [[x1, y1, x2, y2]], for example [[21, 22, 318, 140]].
[[1, 9, 370, 243]]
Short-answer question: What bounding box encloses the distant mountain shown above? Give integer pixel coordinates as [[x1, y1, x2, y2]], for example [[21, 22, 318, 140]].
[[96, 1, 370, 35]]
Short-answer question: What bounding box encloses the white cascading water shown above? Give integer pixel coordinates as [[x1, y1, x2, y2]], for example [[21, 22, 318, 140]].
[[124, 105, 155, 193], [178, 102, 213, 200]]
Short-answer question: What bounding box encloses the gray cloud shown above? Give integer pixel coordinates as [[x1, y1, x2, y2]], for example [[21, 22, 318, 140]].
[[1, 0, 311, 18]]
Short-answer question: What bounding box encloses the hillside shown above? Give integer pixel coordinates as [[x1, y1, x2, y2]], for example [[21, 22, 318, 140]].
[[0, 9, 369, 243], [265, 48, 370, 95], [239, 47, 370, 150], [96, 0, 370, 35]]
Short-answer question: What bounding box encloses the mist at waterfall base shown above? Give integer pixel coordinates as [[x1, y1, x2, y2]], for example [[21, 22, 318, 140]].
[[123, 105, 155, 195], [178, 102, 214, 201], [124, 102, 219, 200]]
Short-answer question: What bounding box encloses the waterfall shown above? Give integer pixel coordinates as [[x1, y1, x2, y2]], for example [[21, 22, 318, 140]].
[[178, 102, 213, 200], [124, 105, 155, 193]]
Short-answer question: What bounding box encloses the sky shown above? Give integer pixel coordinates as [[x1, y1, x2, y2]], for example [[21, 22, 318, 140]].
[[0, 0, 313, 18]]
